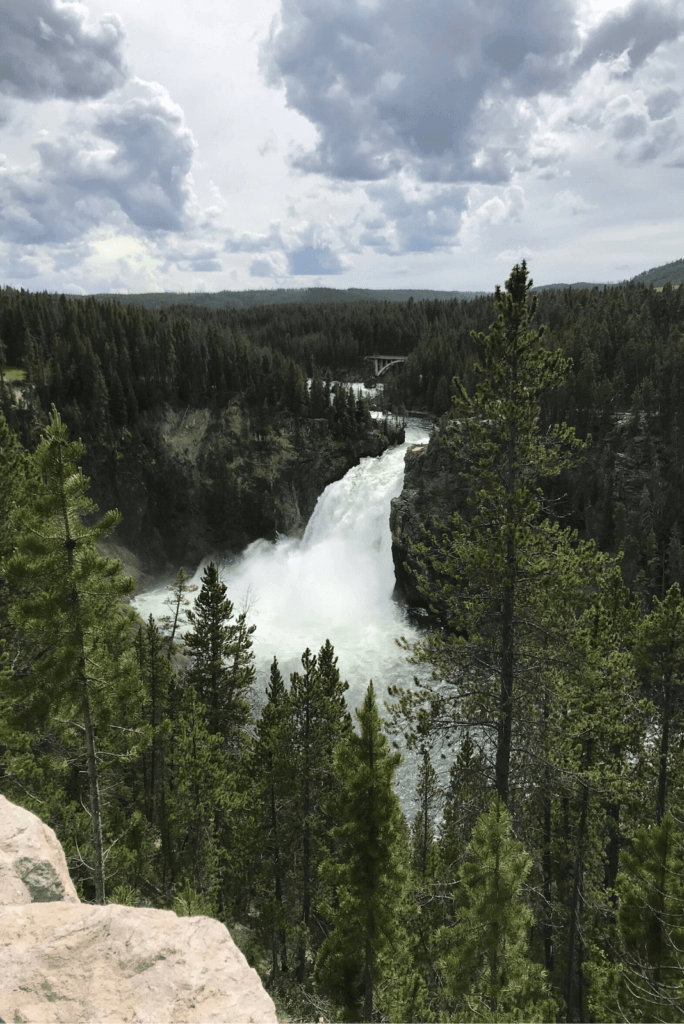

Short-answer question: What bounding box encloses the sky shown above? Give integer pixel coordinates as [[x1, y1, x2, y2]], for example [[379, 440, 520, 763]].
[[1, 0, 683, 295]]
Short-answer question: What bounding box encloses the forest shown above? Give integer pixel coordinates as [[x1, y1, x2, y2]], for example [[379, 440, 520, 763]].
[[2, 264, 684, 1022]]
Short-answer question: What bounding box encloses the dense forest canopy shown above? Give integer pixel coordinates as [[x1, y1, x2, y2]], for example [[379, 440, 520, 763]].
[[2, 263, 684, 1020], [2, 272, 684, 605]]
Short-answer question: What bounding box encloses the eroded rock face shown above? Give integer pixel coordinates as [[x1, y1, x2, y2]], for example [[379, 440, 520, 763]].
[[0, 797, 277, 1024], [86, 400, 391, 580], [0, 794, 80, 906], [390, 427, 466, 610]]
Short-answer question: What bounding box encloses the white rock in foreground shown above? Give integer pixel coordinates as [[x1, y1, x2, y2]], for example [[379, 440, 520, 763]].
[[0, 794, 80, 905], [0, 903, 277, 1023], [0, 796, 277, 1024]]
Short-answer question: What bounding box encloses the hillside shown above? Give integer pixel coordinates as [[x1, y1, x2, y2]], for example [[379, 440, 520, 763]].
[[631, 257, 684, 287], [84, 285, 484, 310]]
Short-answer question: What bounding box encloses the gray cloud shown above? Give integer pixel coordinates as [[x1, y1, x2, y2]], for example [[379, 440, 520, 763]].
[[262, 0, 684, 184], [225, 220, 353, 274], [574, 1, 683, 78], [363, 181, 468, 252], [0, 80, 198, 243], [647, 87, 682, 120], [289, 245, 344, 274], [0, 0, 128, 101]]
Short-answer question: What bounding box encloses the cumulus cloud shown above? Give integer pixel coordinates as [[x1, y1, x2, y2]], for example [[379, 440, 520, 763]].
[[261, 0, 684, 185], [363, 179, 468, 252], [459, 185, 527, 250], [249, 252, 290, 278], [289, 245, 345, 274], [0, 79, 199, 244], [0, 0, 128, 101], [574, 1, 683, 79], [225, 218, 353, 276]]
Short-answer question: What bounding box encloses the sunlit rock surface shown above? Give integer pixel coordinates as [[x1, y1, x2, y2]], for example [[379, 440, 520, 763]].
[[0, 797, 277, 1024], [0, 794, 79, 906]]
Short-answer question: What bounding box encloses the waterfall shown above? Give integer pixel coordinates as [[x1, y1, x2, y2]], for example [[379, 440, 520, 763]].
[[133, 419, 431, 710]]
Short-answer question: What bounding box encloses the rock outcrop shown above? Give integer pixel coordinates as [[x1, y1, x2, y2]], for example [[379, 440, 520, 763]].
[[390, 425, 465, 610], [0, 797, 277, 1024], [87, 401, 391, 582], [0, 795, 79, 906]]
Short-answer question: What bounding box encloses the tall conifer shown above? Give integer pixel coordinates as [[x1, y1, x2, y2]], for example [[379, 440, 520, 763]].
[[4, 407, 139, 903], [316, 682, 415, 1023]]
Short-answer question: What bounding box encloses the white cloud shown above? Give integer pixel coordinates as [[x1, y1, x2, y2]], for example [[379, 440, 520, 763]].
[[459, 185, 527, 251], [0, 79, 200, 244], [0, 0, 128, 100], [261, 0, 684, 184]]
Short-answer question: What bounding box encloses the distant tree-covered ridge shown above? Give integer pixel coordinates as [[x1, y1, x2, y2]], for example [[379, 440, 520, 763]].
[[631, 257, 684, 288], [82, 286, 486, 311]]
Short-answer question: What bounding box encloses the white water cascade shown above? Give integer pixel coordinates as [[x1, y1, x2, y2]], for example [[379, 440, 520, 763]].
[[133, 419, 431, 714]]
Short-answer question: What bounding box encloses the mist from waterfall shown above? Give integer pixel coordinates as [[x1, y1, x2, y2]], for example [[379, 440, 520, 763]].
[[133, 419, 431, 715]]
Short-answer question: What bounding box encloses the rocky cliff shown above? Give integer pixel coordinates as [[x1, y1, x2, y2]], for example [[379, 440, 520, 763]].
[[389, 425, 462, 610], [0, 795, 277, 1024], [83, 401, 392, 585]]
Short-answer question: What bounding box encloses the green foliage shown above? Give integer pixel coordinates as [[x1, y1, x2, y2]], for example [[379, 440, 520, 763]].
[[159, 567, 197, 658], [440, 796, 556, 1023], [316, 682, 417, 1023], [166, 682, 237, 905], [183, 561, 255, 752], [3, 407, 140, 902], [390, 261, 594, 807], [172, 878, 216, 918], [594, 815, 684, 1022], [106, 884, 142, 907]]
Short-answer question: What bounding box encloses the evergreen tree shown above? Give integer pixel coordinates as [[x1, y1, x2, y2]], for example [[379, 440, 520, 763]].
[[440, 796, 555, 1023], [634, 583, 684, 823], [159, 566, 197, 658], [4, 408, 139, 902], [134, 615, 176, 891], [249, 656, 294, 980], [166, 681, 237, 905], [593, 815, 684, 1023], [287, 641, 352, 981], [183, 561, 255, 752], [315, 682, 416, 1023], [390, 261, 588, 806]]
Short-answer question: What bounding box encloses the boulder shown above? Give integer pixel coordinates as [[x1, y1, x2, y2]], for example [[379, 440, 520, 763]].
[[0, 903, 276, 1024], [0, 794, 79, 906], [0, 797, 277, 1024]]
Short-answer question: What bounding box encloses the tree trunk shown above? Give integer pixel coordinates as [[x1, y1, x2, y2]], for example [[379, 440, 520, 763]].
[[564, 780, 589, 1023], [363, 935, 373, 1022], [656, 684, 671, 824], [543, 788, 554, 973], [82, 688, 106, 904], [496, 551, 515, 806]]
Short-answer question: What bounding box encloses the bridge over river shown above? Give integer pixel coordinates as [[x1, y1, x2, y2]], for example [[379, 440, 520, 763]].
[[365, 354, 408, 376]]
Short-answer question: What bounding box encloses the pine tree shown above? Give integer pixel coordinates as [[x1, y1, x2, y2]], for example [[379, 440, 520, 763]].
[[4, 407, 139, 903], [183, 561, 255, 752], [634, 583, 684, 823], [600, 815, 684, 1022], [390, 261, 588, 806], [282, 641, 353, 983], [440, 796, 555, 1023], [249, 656, 294, 981], [134, 615, 176, 891], [315, 682, 415, 1023], [159, 566, 197, 658], [166, 681, 237, 905]]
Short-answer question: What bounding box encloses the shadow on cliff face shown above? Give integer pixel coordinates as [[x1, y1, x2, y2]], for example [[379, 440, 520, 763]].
[[87, 400, 393, 583]]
